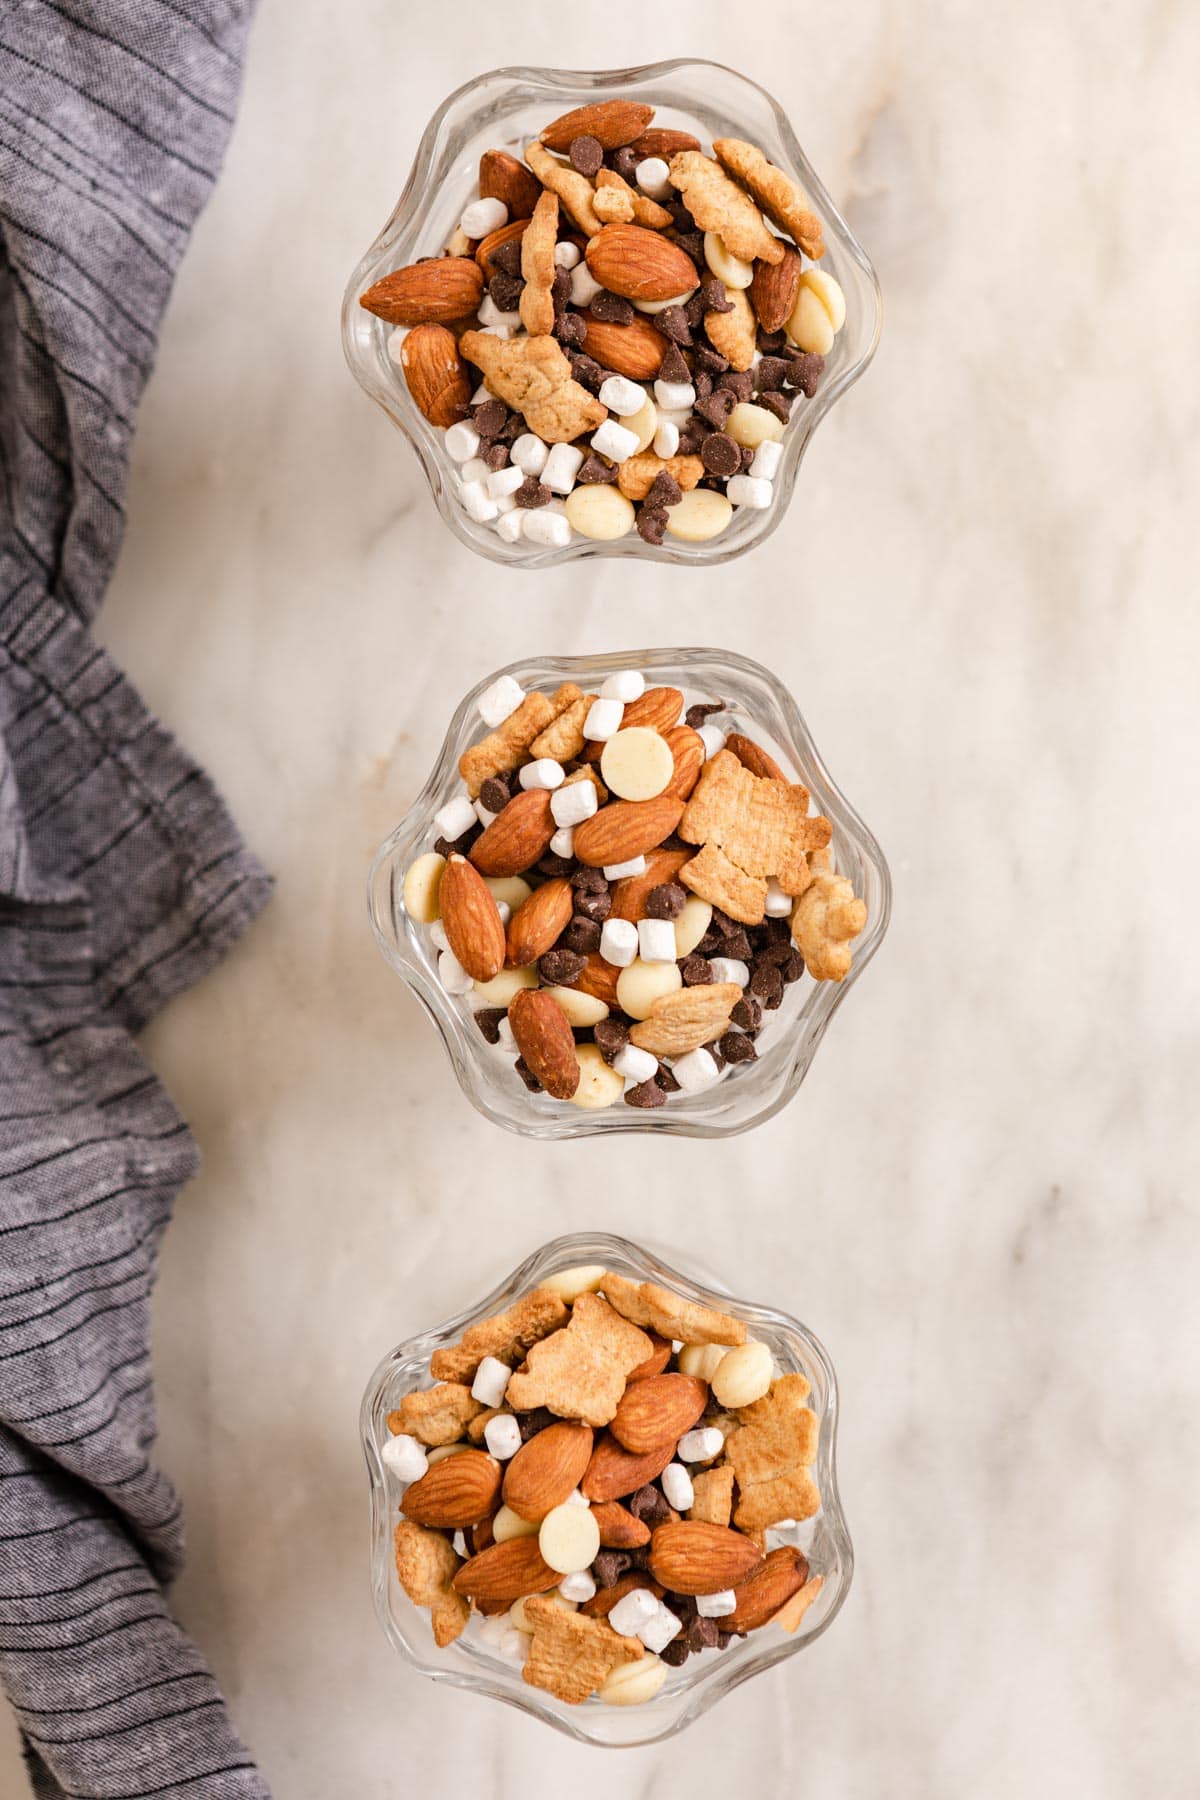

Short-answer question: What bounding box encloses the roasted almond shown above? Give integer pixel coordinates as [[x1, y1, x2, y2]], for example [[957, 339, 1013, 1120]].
[[540, 99, 654, 152], [725, 732, 787, 782], [475, 217, 529, 277], [581, 685, 683, 760], [581, 1431, 677, 1502], [508, 989, 580, 1099], [579, 1571, 663, 1619], [451, 1535, 560, 1608], [469, 789, 556, 877], [399, 324, 471, 428], [400, 1448, 502, 1528], [479, 148, 542, 219], [648, 1520, 762, 1596], [589, 1500, 651, 1549], [610, 846, 692, 922], [631, 127, 702, 160], [360, 257, 483, 326], [439, 855, 506, 982], [572, 795, 684, 869], [506, 877, 573, 967], [579, 313, 668, 380], [626, 1335, 673, 1381], [749, 246, 804, 334], [585, 225, 702, 303], [662, 725, 705, 801], [502, 1421, 594, 1522], [610, 1373, 708, 1454], [570, 953, 622, 1008], [725, 1546, 810, 1632]]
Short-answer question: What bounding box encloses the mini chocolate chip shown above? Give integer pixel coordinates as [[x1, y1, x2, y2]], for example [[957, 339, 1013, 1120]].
[[473, 1008, 507, 1045], [674, 232, 704, 268], [628, 1483, 672, 1524], [700, 431, 740, 476], [478, 775, 511, 812], [655, 1064, 681, 1093], [576, 453, 619, 484], [731, 995, 763, 1034], [552, 266, 572, 308], [537, 853, 574, 879], [657, 305, 692, 345], [562, 915, 601, 955], [751, 962, 784, 1005], [593, 1017, 630, 1063], [684, 699, 725, 728], [554, 311, 587, 346], [677, 418, 708, 456], [569, 133, 604, 176], [645, 882, 687, 919], [658, 342, 691, 385], [688, 1614, 721, 1651], [784, 349, 825, 396], [514, 1056, 542, 1092], [756, 355, 790, 392], [593, 1550, 632, 1588], [717, 1630, 735, 1649], [611, 145, 640, 180], [660, 1638, 691, 1666], [757, 326, 787, 354], [573, 885, 612, 922], [488, 272, 524, 312], [782, 946, 806, 984], [537, 947, 585, 985], [758, 390, 792, 425], [667, 201, 695, 232], [499, 411, 525, 442], [568, 351, 605, 392], [708, 1043, 727, 1072], [740, 444, 757, 469], [490, 238, 524, 275], [591, 289, 635, 325], [624, 1077, 666, 1109], [517, 1406, 556, 1442], [684, 289, 707, 327], [693, 370, 713, 401], [433, 826, 478, 858], [722, 928, 753, 961], [645, 470, 682, 510], [755, 935, 793, 968], [712, 910, 739, 936], [482, 441, 509, 471], [515, 476, 551, 508], [718, 369, 753, 403], [637, 506, 669, 546], [473, 398, 508, 440], [720, 1030, 757, 1064], [694, 345, 729, 376], [698, 275, 733, 314], [680, 954, 713, 985], [572, 865, 607, 891]]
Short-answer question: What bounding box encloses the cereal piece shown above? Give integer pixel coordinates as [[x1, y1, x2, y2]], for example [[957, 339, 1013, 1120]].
[[723, 1373, 820, 1532], [458, 682, 583, 796], [389, 1382, 484, 1448], [680, 749, 831, 896], [791, 871, 867, 982], [459, 332, 606, 444], [429, 1288, 569, 1383], [664, 487, 733, 543], [594, 166, 673, 230], [519, 190, 559, 336], [521, 1593, 643, 1704], [627, 981, 741, 1057], [616, 452, 704, 502], [600, 728, 674, 802], [505, 1292, 654, 1427], [530, 694, 594, 762], [688, 1464, 735, 1527], [599, 1273, 746, 1348], [711, 137, 825, 260], [667, 151, 784, 266], [704, 288, 756, 372], [773, 1573, 824, 1633], [678, 840, 767, 924], [525, 139, 603, 237], [565, 485, 636, 541], [394, 1520, 470, 1647]]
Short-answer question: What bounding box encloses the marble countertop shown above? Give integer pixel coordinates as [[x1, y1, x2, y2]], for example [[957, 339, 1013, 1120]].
[[5, 3, 1199, 1794]]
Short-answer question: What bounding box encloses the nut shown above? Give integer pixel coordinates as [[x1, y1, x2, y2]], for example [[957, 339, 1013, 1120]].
[[451, 1535, 560, 1608], [506, 877, 573, 967], [589, 1500, 652, 1548], [359, 256, 484, 325], [502, 1421, 595, 1522], [438, 854, 506, 982], [610, 846, 692, 922], [749, 245, 803, 333], [725, 1545, 809, 1632], [398, 324, 471, 428], [478, 148, 542, 219], [469, 789, 557, 877], [540, 99, 654, 152], [572, 795, 685, 868], [508, 988, 580, 1099], [647, 1519, 762, 1595], [579, 312, 669, 380], [581, 1431, 678, 1502], [474, 217, 529, 277], [400, 1447, 502, 1528], [609, 1373, 709, 1454], [662, 726, 705, 801], [585, 224, 702, 303], [631, 127, 702, 159], [725, 732, 787, 782]]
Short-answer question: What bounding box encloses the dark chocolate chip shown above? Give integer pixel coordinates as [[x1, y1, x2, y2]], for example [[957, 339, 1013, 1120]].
[[537, 853, 574, 879], [481, 441, 509, 471], [514, 1056, 542, 1092], [674, 231, 704, 267], [680, 954, 713, 986], [554, 310, 587, 346], [515, 477, 551, 508], [660, 1638, 691, 1666], [590, 289, 635, 325], [628, 1483, 672, 1524], [688, 1614, 720, 1651], [758, 390, 791, 425], [784, 349, 825, 397], [740, 444, 757, 469], [645, 470, 682, 510], [719, 1030, 757, 1064], [473, 398, 508, 440], [684, 289, 707, 327], [611, 146, 640, 181], [473, 1008, 507, 1045], [573, 886, 612, 923], [563, 915, 602, 955], [645, 882, 686, 920], [624, 1077, 666, 1109], [572, 865, 607, 891], [750, 962, 784, 1005], [667, 201, 696, 232], [637, 506, 669, 546], [568, 352, 605, 392], [692, 369, 713, 401], [698, 275, 733, 314], [697, 392, 737, 434], [517, 1406, 557, 1442], [576, 453, 619, 485], [537, 947, 586, 985], [718, 369, 753, 404], [676, 418, 708, 455], [593, 1550, 632, 1588], [593, 1017, 630, 1063], [658, 342, 691, 385], [694, 345, 729, 376], [756, 355, 790, 393], [757, 326, 787, 354], [655, 1064, 681, 1093], [569, 133, 604, 176], [488, 271, 524, 312], [478, 775, 511, 813], [433, 825, 479, 858], [731, 995, 763, 1034], [722, 928, 752, 961], [489, 239, 524, 277], [782, 947, 806, 984], [657, 305, 692, 345], [552, 266, 572, 309], [685, 699, 725, 728]]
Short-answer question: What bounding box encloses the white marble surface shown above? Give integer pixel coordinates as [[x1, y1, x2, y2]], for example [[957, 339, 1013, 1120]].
[[5, 3, 1200, 1794]]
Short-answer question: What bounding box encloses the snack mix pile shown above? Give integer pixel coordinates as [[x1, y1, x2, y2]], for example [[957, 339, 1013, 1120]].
[[402, 667, 868, 1110], [386, 1266, 824, 1706], [360, 97, 844, 549]]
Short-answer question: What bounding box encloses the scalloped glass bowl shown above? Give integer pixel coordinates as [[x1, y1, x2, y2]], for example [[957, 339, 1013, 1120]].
[[361, 1232, 852, 1746], [341, 60, 881, 568], [368, 647, 890, 1139]]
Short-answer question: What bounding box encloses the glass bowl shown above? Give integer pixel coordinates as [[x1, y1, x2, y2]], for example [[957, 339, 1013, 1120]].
[[361, 1231, 852, 1746], [368, 647, 890, 1139], [341, 60, 881, 568]]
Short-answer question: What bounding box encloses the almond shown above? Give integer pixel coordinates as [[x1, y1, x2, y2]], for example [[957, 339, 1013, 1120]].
[[631, 127, 702, 159], [540, 99, 654, 152], [479, 149, 542, 219], [451, 1535, 560, 1608], [626, 1335, 673, 1381], [581, 1431, 677, 1502], [469, 790, 556, 878], [399, 324, 471, 428], [749, 245, 803, 334], [610, 846, 692, 922], [589, 1500, 651, 1549], [585, 225, 702, 304], [400, 1448, 502, 1528], [725, 732, 787, 782], [471, 1515, 495, 1554], [508, 989, 580, 1099], [725, 1546, 809, 1632], [475, 217, 529, 277], [360, 257, 483, 326], [609, 1373, 708, 1454], [648, 1520, 762, 1596], [506, 878, 573, 967], [571, 953, 621, 1007], [439, 855, 506, 982], [581, 686, 683, 760], [572, 795, 684, 869], [501, 1421, 594, 1522], [579, 1572, 663, 1619], [662, 725, 705, 801], [579, 313, 668, 380]]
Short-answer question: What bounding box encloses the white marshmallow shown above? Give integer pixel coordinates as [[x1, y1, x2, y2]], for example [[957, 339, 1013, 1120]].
[[549, 826, 575, 858], [653, 419, 680, 459], [510, 433, 549, 476], [486, 463, 524, 499], [460, 456, 489, 486], [661, 1462, 695, 1512], [518, 758, 565, 792], [591, 418, 640, 464], [603, 855, 646, 880], [460, 480, 499, 524], [460, 196, 508, 238], [498, 1628, 530, 1664], [709, 957, 750, 987], [634, 156, 671, 200], [444, 420, 481, 463], [557, 1569, 596, 1603], [726, 474, 773, 510], [599, 668, 645, 703], [483, 1413, 522, 1460], [435, 794, 477, 841], [677, 1425, 725, 1463], [471, 1355, 511, 1408], [542, 442, 585, 494], [695, 1589, 737, 1618], [522, 509, 571, 547], [438, 948, 474, 994], [638, 1600, 683, 1654], [495, 491, 518, 514], [554, 240, 581, 270], [570, 262, 604, 308], [764, 878, 794, 917], [496, 509, 525, 545], [381, 1433, 427, 1485], [654, 378, 696, 410], [496, 1016, 516, 1049], [599, 917, 639, 967], [634, 289, 697, 315], [671, 1046, 720, 1091], [477, 293, 522, 333], [386, 326, 408, 365], [697, 723, 727, 759], [637, 918, 678, 964], [429, 921, 450, 953], [474, 800, 497, 829], [470, 382, 493, 405], [613, 1043, 657, 1084], [583, 696, 624, 741], [598, 375, 647, 417], [750, 439, 784, 481], [550, 780, 598, 827], [608, 1588, 659, 1637], [453, 1530, 469, 1558]]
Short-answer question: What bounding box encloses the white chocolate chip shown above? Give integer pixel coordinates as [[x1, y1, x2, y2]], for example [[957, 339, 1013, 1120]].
[[538, 1501, 601, 1574], [565, 485, 636, 541], [665, 487, 733, 542], [725, 403, 786, 450], [616, 958, 682, 1020], [402, 851, 445, 924], [711, 1340, 775, 1409], [600, 726, 674, 801]]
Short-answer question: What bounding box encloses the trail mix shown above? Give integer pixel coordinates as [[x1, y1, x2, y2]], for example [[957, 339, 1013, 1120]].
[[385, 1265, 824, 1705], [359, 96, 845, 549], [401, 667, 868, 1109]]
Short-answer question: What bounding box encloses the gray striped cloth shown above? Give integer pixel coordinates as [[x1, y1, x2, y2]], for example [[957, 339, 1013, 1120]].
[[1, 4, 274, 1794]]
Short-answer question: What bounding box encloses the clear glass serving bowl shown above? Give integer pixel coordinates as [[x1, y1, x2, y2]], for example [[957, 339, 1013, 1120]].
[[341, 60, 881, 568], [361, 1231, 852, 1747], [368, 647, 890, 1139]]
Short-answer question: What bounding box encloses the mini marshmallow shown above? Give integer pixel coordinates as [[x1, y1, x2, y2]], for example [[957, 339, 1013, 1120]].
[[637, 917, 678, 963], [486, 463, 524, 499], [677, 1426, 725, 1462], [608, 1588, 659, 1637], [697, 723, 727, 759], [653, 419, 680, 459], [661, 1462, 694, 1512], [518, 758, 565, 791], [654, 378, 696, 410], [603, 855, 646, 880], [695, 1590, 737, 1619], [570, 262, 604, 308], [583, 696, 624, 741], [542, 442, 585, 494], [471, 1355, 511, 1408], [495, 509, 525, 545], [726, 474, 773, 510], [438, 950, 474, 995], [637, 1600, 683, 1654], [510, 432, 549, 476], [709, 956, 750, 987], [671, 1046, 720, 1091], [460, 456, 489, 486], [550, 780, 598, 827], [453, 1531, 469, 1558], [599, 917, 639, 967], [634, 156, 671, 200], [429, 921, 450, 953], [495, 491, 518, 514], [444, 420, 481, 463], [498, 1629, 530, 1664], [381, 1433, 427, 1485], [599, 669, 645, 703], [591, 419, 639, 464], [598, 375, 646, 417], [750, 439, 784, 481], [470, 383, 493, 406], [522, 509, 571, 547], [764, 878, 794, 917], [460, 196, 508, 238], [386, 326, 407, 365], [483, 1413, 522, 1460], [474, 800, 497, 829], [554, 240, 581, 270], [557, 1570, 596, 1603], [434, 794, 477, 841], [496, 1016, 516, 1050], [549, 826, 575, 858], [614, 1043, 658, 1084], [460, 480, 499, 524], [477, 293, 522, 333]]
